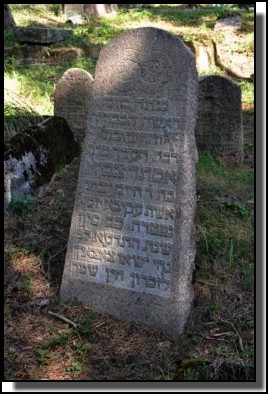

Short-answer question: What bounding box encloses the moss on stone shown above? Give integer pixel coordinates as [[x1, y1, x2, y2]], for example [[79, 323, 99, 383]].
[[4, 116, 81, 188]]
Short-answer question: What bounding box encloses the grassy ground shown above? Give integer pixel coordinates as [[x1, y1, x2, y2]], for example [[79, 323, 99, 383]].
[[4, 5, 254, 381]]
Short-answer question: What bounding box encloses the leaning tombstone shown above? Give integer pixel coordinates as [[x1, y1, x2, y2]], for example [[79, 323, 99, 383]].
[[196, 75, 244, 163], [60, 27, 198, 339], [54, 68, 94, 142]]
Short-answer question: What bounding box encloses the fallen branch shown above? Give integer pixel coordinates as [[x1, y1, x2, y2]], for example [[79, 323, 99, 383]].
[[93, 321, 107, 329], [217, 318, 245, 352], [195, 279, 218, 287], [48, 311, 77, 329], [211, 331, 232, 337], [202, 319, 245, 352]]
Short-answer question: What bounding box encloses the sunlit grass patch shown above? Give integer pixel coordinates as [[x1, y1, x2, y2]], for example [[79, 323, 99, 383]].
[[239, 79, 254, 110], [10, 4, 64, 27]]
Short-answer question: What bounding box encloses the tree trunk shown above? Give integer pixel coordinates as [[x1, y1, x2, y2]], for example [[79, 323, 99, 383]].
[[4, 4, 15, 28]]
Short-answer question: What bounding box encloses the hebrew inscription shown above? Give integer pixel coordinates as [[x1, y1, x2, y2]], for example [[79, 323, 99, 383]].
[[68, 93, 180, 297]]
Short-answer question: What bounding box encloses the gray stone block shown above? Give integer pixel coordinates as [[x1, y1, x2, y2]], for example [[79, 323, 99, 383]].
[[15, 27, 72, 45], [60, 27, 198, 339], [196, 75, 244, 163]]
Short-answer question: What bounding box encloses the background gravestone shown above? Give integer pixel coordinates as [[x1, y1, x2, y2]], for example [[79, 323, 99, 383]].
[[63, 4, 84, 18], [54, 68, 94, 142], [60, 27, 198, 339], [196, 76, 244, 163]]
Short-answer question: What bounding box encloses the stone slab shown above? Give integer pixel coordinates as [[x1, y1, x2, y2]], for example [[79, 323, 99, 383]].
[[60, 27, 198, 339], [196, 75, 244, 163], [15, 27, 72, 45], [54, 68, 94, 142]]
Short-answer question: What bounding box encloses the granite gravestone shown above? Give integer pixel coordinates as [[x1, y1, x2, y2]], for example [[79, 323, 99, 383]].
[[196, 76, 243, 163], [60, 27, 198, 339], [54, 68, 94, 142]]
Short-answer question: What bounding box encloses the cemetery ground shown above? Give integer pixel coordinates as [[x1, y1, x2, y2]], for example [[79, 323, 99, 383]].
[[4, 5, 254, 381]]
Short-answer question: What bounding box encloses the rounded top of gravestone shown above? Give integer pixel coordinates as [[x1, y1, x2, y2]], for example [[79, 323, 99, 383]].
[[199, 75, 233, 82], [94, 27, 197, 99], [198, 75, 240, 90], [102, 27, 195, 56], [198, 75, 242, 105], [54, 68, 94, 142], [56, 68, 94, 86]]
